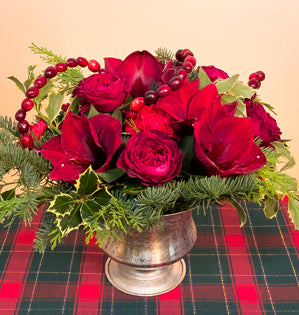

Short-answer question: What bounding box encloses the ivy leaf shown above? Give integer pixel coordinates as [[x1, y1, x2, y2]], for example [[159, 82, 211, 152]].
[[263, 195, 279, 219], [46, 92, 64, 124], [198, 67, 212, 90], [87, 105, 100, 119], [216, 74, 239, 94], [230, 82, 255, 99], [97, 167, 125, 183], [230, 199, 247, 227], [56, 203, 83, 235], [288, 195, 299, 229], [48, 193, 76, 216], [1, 188, 16, 200], [75, 166, 101, 196], [8, 76, 25, 94]]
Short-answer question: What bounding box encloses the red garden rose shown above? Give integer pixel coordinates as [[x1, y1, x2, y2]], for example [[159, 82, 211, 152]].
[[201, 66, 229, 82], [116, 129, 184, 186], [41, 112, 122, 181], [193, 100, 266, 177], [73, 72, 129, 113], [246, 101, 282, 147]]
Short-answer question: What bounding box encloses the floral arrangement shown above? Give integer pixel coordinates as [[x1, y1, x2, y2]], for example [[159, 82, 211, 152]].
[[0, 45, 298, 252]]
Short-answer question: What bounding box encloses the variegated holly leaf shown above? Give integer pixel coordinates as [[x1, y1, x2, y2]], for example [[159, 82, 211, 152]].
[[216, 74, 239, 94], [263, 196, 279, 219], [75, 166, 102, 197], [48, 193, 76, 216], [56, 203, 83, 236]]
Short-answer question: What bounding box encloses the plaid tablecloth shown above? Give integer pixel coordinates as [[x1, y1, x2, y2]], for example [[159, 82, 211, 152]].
[[0, 199, 298, 314]]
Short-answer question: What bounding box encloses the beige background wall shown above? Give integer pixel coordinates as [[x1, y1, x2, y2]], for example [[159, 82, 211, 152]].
[[0, 0, 298, 182]]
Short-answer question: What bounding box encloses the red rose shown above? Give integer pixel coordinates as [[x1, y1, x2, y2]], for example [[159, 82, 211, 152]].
[[201, 66, 229, 82], [73, 72, 129, 113], [246, 101, 281, 147], [117, 130, 184, 186], [193, 100, 266, 177], [41, 112, 122, 181]]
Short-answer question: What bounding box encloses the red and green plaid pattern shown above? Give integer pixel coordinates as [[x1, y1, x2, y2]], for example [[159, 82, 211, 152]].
[[0, 199, 298, 314]]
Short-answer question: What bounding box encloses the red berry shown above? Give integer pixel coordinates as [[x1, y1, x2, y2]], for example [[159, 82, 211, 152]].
[[44, 66, 57, 78], [17, 120, 29, 134], [144, 90, 158, 105], [34, 76, 47, 88], [183, 61, 193, 73], [55, 62, 68, 72], [126, 110, 137, 120], [181, 49, 194, 60], [169, 76, 184, 91], [248, 78, 261, 89], [130, 97, 145, 112], [176, 68, 188, 80], [175, 61, 184, 67], [185, 55, 196, 67], [77, 57, 88, 67], [88, 60, 101, 72], [249, 72, 260, 81], [175, 49, 184, 62], [99, 68, 108, 74], [256, 71, 265, 81], [15, 109, 26, 121], [66, 58, 78, 67], [26, 86, 39, 99], [21, 134, 33, 149], [21, 99, 34, 111], [157, 85, 171, 98]]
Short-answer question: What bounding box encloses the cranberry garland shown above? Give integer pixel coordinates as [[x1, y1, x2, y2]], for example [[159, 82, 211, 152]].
[[248, 70, 265, 89], [15, 57, 102, 149], [127, 49, 196, 117]]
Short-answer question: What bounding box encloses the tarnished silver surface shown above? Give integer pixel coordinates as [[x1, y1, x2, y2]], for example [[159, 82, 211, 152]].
[[101, 208, 197, 296]]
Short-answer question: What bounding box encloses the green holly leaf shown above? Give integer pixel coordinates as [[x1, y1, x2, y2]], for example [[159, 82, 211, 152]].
[[56, 203, 83, 235], [46, 92, 64, 124], [75, 166, 101, 197], [93, 189, 111, 206], [198, 67, 212, 90], [216, 74, 239, 94], [230, 82, 255, 99], [288, 195, 299, 229], [230, 199, 247, 227], [263, 195, 279, 219], [80, 199, 102, 224], [48, 193, 76, 216], [97, 167, 125, 183]]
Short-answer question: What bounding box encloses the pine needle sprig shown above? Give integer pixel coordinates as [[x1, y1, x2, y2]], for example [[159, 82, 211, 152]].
[[155, 48, 174, 64]]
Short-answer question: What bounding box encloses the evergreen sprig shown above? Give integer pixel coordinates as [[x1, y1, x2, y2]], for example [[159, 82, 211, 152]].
[[155, 48, 174, 64]]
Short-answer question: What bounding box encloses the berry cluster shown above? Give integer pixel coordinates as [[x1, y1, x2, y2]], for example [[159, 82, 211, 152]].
[[248, 71, 265, 89], [15, 57, 102, 148], [127, 49, 196, 119]]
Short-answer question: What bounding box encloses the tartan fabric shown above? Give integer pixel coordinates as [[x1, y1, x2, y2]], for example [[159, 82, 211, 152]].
[[0, 200, 298, 314]]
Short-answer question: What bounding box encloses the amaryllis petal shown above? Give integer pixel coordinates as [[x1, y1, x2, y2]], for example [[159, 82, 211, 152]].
[[104, 57, 123, 73], [119, 50, 162, 98], [41, 136, 69, 165], [49, 159, 89, 181]]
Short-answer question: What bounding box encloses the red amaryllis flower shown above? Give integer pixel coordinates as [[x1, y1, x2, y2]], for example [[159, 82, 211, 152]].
[[30, 120, 47, 140], [105, 50, 162, 98], [193, 101, 266, 177], [156, 81, 237, 123], [125, 105, 175, 138], [41, 112, 122, 181], [246, 101, 281, 147], [201, 65, 229, 82], [117, 129, 184, 186]]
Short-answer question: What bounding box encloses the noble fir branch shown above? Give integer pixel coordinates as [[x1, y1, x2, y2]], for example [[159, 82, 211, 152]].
[[0, 116, 19, 139], [155, 48, 174, 64]]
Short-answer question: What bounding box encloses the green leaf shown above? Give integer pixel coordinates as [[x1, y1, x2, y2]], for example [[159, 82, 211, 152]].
[[263, 195, 279, 219], [46, 92, 64, 123], [48, 193, 75, 215], [179, 135, 194, 172], [87, 105, 100, 118], [56, 203, 83, 235], [122, 181, 145, 195], [8, 76, 25, 94], [80, 199, 102, 223], [198, 67, 212, 90], [93, 189, 111, 206], [230, 199, 247, 227], [288, 195, 299, 229], [1, 188, 16, 200], [112, 109, 123, 124], [75, 166, 101, 196], [280, 157, 296, 172], [67, 97, 81, 115], [230, 82, 255, 99], [23, 65, 37, 90], [97, 167, 125, 183], [216, 74, 239, 94], [221, 94, 246, 117], [35, 80, 53, 105]]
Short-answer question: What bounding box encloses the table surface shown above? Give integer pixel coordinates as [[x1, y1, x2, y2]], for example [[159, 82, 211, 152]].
[[0, 200, 298, 314]]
